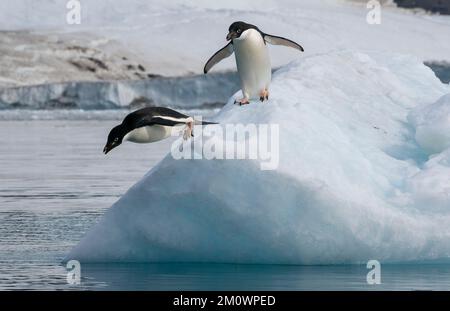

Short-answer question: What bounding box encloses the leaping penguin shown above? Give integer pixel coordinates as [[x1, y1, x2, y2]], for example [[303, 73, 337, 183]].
[[204, 21, 304, 105], [103, 107, 216, 154]]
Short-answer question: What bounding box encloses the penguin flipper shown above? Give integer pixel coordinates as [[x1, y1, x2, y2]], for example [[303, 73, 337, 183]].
[[203, 42, 234, 74], [263, 34, 304, 52]]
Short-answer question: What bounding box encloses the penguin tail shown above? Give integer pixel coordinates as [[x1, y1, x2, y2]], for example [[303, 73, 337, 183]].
[[193, 120, 219, 126]]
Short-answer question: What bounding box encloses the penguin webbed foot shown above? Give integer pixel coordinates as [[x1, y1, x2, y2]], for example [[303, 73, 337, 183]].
[[182, 121, 194, 140], [234, 98, 250, 106], [260, 90, 269, 102]]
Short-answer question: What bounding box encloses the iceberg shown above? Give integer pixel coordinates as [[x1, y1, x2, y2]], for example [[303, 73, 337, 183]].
[[67, 51, 450, 264]]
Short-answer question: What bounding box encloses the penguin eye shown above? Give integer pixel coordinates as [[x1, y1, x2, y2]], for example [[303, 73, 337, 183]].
[[237, 29, 241, 33], [114, 137, 119, 142]]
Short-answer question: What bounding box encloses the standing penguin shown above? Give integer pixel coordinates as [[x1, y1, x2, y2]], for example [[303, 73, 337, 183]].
[[204, 21, 304, 105]]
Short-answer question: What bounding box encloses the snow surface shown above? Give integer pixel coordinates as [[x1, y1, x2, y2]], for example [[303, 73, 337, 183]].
[[409, 94, 450, 155], [1, 0, 450, 76], [67, 50, 450, 264]]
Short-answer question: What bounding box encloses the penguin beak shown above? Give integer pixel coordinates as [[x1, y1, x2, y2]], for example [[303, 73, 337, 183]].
[[103, 143, 116, 155], [103, 145, 111, 155], [226, 31, 238, 41]]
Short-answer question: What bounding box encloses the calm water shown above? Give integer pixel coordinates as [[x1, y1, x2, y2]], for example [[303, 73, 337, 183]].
[[1, 117, 450, 290]]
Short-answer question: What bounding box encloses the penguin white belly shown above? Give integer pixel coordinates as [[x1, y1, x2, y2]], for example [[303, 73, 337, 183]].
[[233, 29, 271, 99], [123, 125, 174, 143]]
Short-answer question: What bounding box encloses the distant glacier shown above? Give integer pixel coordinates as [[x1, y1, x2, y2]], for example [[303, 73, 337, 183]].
[[0, 71, 240, 110]]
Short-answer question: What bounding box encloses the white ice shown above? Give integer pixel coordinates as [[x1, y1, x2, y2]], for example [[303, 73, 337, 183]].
[[66, 50, 450, 264], [409, 94, 450, 155]]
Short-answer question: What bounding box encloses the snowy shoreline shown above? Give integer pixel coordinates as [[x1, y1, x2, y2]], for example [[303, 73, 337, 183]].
[[0, 71, 239, 111], [1, 0, 450, 79]]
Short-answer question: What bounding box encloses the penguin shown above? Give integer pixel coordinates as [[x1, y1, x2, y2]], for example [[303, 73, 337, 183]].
[[103, 107, 216, 154], [204, 21, 304, 105]]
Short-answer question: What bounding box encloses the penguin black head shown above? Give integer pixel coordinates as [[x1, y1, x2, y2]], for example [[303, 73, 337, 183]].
[[103, 124, 126, 154], [226, 21, 258, 41]]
